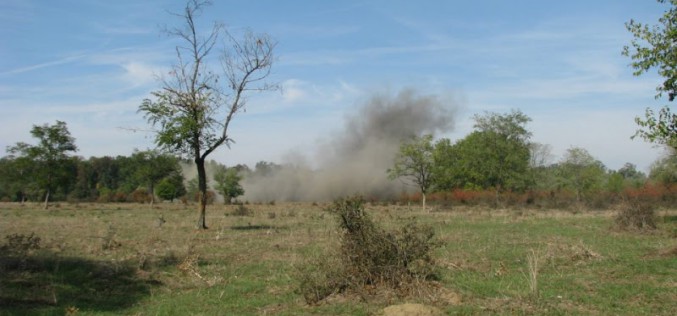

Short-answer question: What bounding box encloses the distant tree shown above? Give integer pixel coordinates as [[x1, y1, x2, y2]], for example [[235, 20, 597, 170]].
[[431, 137, 456, 191], [6, 121, 77, 209], [528, 142, 557, 191], [617, 162, 647, 188], [71, 156, 126, 201], [473, 110, 532, 143], [213, 164, 244, 204], [623, 0, 677, 149], [649, 152, 677, 184], [156, 172, 187, 202], [388, 134, 435, 211], [138, 0, 276, 229], [0, 155, 35, 202], [529, 142, 554, 168], [434, 110, 532, 203], [557, 147, 606, 203], [130, 150, 181, 205], [253, 161, 281, 177]]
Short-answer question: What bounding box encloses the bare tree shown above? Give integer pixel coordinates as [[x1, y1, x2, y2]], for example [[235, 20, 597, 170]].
[[139, 0, 276, 229]]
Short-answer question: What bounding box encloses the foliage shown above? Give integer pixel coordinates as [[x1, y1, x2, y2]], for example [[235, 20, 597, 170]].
[[130, 150, 182, 204], [388, 134, 435, 211], [138, 0, 276, 229], [299, 197, 441, 304], [623, 0, 677, 149], [649, 152, 677, 184], [557, 147, 607, 203], [213, 164, 244, 204], [433, 110, 532, 199], [634, 106, 677, 149], [6, 120, 78, 208], [130, 188, 151, 204], [156, 172, 187, 202]]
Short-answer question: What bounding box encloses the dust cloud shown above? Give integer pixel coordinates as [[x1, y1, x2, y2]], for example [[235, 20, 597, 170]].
[[242, 88, 458, 202]]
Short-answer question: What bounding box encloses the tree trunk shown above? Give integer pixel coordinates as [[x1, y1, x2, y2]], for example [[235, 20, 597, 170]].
[[422, 192, 427, 213], [196, 158, 208, 229], [43, 188, 50, 210], [149, 184, 155, 207]]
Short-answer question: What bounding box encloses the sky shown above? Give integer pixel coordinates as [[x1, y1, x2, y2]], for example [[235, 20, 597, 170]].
[[0, 0, 672, 172]]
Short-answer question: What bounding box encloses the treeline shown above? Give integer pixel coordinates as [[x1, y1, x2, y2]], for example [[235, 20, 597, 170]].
[[392, 110, 677, 209], [0, 121, 276, 205], [0, 149, 185, 204], [3, 116, 676, 209], [0, 120, 231, 205]]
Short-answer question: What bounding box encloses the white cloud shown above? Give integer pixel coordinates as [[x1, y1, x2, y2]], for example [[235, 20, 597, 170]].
[[281, 79, 308, 103], [121, 62, 161, 87]]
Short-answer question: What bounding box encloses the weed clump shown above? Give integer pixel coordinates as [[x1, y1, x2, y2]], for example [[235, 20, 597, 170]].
[[231, 204, 252, 216], [615, 201, 657, 231], [299, 196, 441, 304]]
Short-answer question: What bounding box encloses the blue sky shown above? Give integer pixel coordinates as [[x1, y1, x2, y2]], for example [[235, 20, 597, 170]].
[[0, 0, 671, 172]]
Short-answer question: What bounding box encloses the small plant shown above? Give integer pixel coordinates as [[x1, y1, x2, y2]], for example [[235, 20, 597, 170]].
[[524, 249, 541, 298], [101, 225, 120, 250], [65, 306, 79, 316]]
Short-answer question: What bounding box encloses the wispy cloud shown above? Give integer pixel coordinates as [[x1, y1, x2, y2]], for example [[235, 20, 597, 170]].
[[0, 53, 86, 76]]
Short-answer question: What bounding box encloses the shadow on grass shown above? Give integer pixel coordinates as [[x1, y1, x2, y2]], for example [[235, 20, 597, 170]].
[[230, 224, 281, 231], [0, 252, 159, 314]]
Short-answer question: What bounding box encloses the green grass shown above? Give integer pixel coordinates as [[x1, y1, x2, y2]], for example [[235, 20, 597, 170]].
[[0, 202, 675, 315]]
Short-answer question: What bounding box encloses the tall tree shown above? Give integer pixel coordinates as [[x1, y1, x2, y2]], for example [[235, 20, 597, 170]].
[[623, 0, 677, 149], [139, 0, 276, 228], [388, 134, 435, 211], [6, 121, 77, 209]]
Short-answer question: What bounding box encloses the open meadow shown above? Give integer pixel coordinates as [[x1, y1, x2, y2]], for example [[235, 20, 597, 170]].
[[1, 201, 675, 315]]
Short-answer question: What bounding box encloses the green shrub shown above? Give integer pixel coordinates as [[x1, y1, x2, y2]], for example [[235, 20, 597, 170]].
[[299, 196, 441, 304]]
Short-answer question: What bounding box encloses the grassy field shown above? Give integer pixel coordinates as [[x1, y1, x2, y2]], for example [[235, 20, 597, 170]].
[[0, 201, 675, 315]]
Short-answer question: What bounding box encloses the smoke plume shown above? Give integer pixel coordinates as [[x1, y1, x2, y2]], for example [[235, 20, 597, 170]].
[[242, 88, 458, 202]]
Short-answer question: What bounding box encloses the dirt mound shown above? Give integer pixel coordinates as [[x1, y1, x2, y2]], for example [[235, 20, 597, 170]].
[[380, 303, 443, 316]]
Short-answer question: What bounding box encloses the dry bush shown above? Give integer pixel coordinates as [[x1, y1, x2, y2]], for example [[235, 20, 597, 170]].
[[230, 204, 252, 216], [615, 201, 657, 231], [2, 232, 41, 256], [299, 196, 442, 304], [129, 188, 150, 203]]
